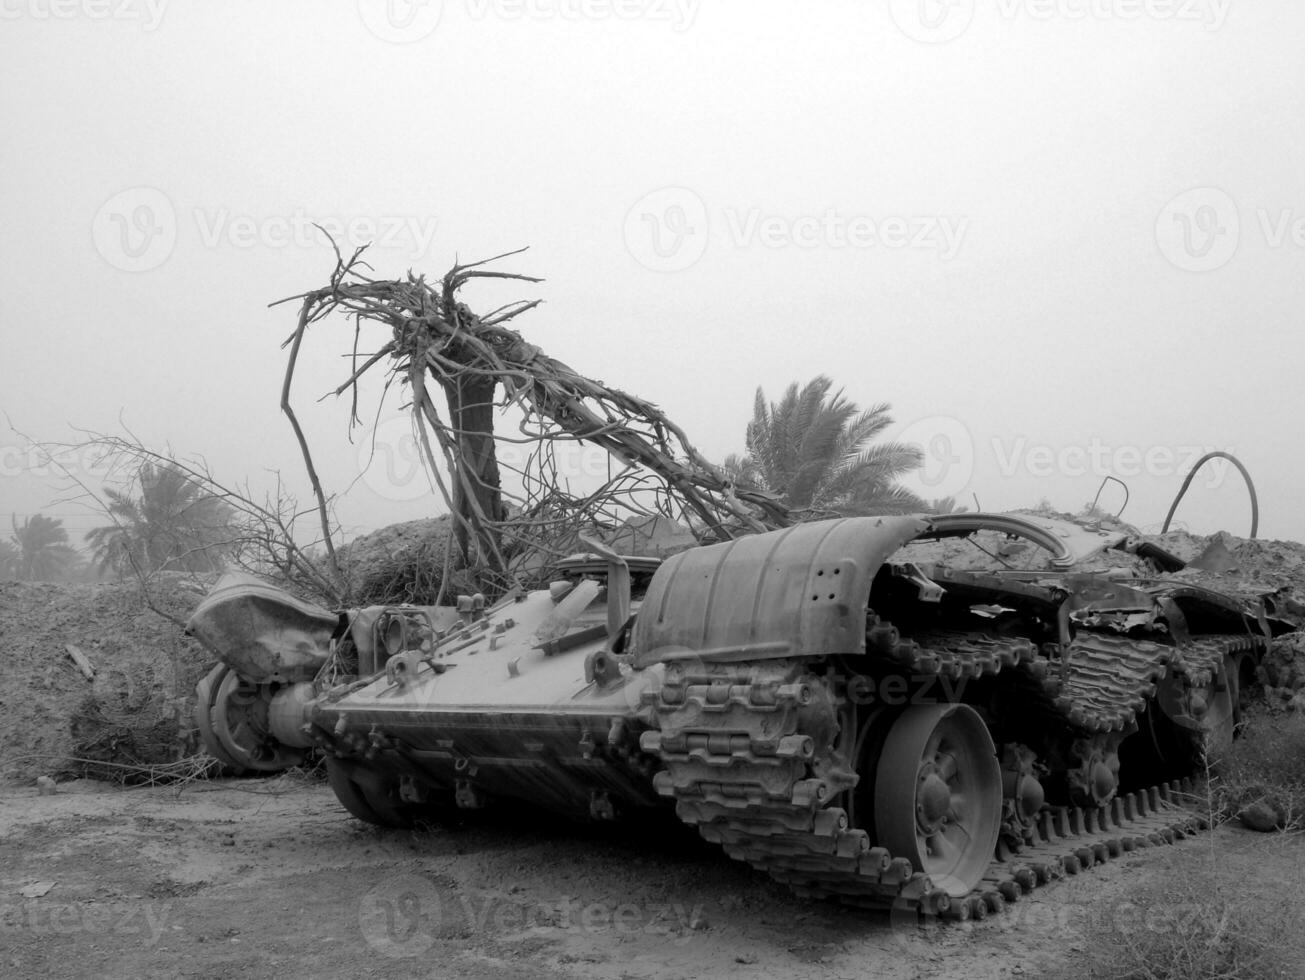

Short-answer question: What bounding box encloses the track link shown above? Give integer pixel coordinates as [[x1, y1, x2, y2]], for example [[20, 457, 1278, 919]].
[[639, 646, 1222, 919]]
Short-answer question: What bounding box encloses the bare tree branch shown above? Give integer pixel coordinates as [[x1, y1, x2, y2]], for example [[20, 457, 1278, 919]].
[[277, 243, 794, 594]]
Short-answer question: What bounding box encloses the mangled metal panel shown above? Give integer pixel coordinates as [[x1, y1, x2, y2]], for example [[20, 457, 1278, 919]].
[[632, 516, 927, 665]]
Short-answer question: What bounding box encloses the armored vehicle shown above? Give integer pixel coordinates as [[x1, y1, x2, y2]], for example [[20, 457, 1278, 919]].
[[189, 512, 1285, 919]]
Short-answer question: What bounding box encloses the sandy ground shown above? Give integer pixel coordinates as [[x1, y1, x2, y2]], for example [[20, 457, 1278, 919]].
[[2, 776, 1302, 980], [4, 527, 1305, 979]]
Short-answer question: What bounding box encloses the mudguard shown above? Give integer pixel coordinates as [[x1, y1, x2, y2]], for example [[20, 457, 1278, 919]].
[[185, 572, 338, 683], [631, 516, 928, 666]]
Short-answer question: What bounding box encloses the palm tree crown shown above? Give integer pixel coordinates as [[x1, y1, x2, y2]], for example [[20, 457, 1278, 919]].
[[10, 514, 79, 581], [728, 376, 924, 518], [87, 463, 233, 575]]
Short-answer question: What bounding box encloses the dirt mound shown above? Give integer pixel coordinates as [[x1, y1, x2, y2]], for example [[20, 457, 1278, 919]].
[[0, 576, 214, 783], [337, 513, 699, 606], [900, 517, 1305, 597], [337, 515, 461, 606]]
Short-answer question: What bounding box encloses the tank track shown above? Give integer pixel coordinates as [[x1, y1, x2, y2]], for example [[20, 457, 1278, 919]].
[[638, 630, 1259, 919], [888, 629, 1264, 733]]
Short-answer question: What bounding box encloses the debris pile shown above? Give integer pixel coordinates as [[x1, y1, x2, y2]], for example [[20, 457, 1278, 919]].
[[0, 577, 211, 782], [336, 516, 459, 606], [338, 512, 699, 606]]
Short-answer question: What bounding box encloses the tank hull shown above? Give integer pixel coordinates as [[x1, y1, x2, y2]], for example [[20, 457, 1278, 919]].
[[188, 513, 1290, 915]]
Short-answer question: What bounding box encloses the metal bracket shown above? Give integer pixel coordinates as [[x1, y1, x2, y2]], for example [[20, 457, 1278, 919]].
[[589, 790, 616, 821], [399, 775, 430, 804], [584, 649, 624, 688], [456, 593, 487, 625], [455, 779, 485, 809], [577, 533, 631, 643], [385, 650, 450, 690], [890, 562, 944, 602]]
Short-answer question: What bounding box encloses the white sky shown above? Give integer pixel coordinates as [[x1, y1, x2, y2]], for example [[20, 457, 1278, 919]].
[[2, 0, 1303, 548]]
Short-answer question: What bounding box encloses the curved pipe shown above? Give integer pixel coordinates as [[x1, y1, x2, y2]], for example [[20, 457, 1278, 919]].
[[1161, 451, 1259, 539], [925, 513, 1075, 568], [1090, 476, 1130, 519]]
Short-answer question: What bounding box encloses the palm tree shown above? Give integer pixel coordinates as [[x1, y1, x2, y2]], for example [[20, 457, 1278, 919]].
[[730, 376, 925, 518], [927, 495, 969, 515], [0, 538, 21, 579], [86, 463, 234, 576], [10, 514, 78, 581]]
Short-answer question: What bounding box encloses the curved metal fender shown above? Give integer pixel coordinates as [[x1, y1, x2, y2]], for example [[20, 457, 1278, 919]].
[[632, 516, 929, 667], [186, 572, 339, 683]]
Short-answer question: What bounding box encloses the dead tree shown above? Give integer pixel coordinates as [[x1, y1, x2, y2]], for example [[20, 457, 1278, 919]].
[[278, 244, 791, 592]]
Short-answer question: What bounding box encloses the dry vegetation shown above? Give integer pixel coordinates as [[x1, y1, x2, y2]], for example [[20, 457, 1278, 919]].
[[1071, 859, 1301, 980], [1215, 709, 1305, 831], [1065, 698, 1305, 980]]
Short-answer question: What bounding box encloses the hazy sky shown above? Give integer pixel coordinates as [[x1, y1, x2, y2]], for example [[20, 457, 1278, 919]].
[[3, 0, 1303, 549]]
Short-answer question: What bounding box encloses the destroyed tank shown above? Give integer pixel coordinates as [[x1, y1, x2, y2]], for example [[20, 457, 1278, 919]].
[[188, 512, 1292, 919]]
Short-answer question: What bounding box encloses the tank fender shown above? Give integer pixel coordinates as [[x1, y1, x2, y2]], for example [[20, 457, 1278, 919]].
[[631, 516, 929, 667], [186, 572, 338, 683]]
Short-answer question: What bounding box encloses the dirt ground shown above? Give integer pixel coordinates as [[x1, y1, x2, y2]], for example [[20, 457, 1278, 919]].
[[2, 775, 1303, 980], [4, 526, 1305, 978]]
